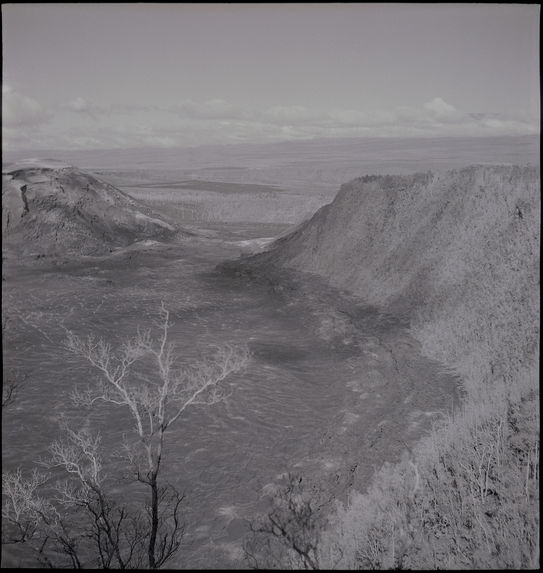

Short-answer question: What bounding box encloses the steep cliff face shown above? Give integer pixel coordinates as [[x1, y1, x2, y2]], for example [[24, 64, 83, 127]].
[[258, 165, 540, 391], [2, 162, 177, 256]]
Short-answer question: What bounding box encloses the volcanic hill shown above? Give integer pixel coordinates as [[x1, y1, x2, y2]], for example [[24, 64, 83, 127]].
[[2, 159, 177, 256]]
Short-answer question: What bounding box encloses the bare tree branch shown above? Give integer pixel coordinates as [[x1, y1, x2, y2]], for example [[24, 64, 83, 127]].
[[62, 303, 250, 568]]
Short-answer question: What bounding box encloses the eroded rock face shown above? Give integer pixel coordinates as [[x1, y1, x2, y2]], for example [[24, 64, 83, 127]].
[[2, 162, 177, 256], [252, 164, 540, 388]]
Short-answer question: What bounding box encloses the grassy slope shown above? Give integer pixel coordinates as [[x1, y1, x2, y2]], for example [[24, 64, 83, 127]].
[[257, 164, 540, 568]]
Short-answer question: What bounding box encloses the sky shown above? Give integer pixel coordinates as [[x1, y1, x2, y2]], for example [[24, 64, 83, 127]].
[[2, 3, 540, 151]]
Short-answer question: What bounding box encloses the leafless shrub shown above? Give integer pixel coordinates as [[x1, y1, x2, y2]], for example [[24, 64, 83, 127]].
[[2, 303, 249, 568], [2, 424, 149, 568], [2, 372, 25, 409], [2, 468, 54, 545], [244, 474, 332, 570], [2, 313, 25, 409]]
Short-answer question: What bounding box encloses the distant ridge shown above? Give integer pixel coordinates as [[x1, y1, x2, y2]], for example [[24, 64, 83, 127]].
[[2, 161, 177, 256]]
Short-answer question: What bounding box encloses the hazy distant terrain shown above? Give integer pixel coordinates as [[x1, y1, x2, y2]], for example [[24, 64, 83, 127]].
[[2, 134, 539, 569], [5, 135, 538, 179], [5, 134, 537, 230], [4, 135, 539, 221]]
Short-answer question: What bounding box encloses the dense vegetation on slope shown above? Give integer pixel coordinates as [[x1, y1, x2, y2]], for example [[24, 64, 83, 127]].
[[254, 164, 540, 568]]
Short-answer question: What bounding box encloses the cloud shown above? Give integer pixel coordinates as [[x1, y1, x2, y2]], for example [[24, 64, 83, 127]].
[[64, 96, 107, 121], [68, 96, 91, 112], [174, 99, 249, 121], [2, 85, 50, 127], [329, 108, 396, 127], [3, 92, 539, 152], [62, 99, 158, 120], [263, 105, 325, 125], [424, 97, 457, 117]]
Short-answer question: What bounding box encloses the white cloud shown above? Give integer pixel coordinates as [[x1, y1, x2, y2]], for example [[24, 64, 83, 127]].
[[174, 99, 249, 120], [424, 97, 457, 117], [64, 96, 105, 121], [2, 84, 50, 127], [264, 105, 324, 125], [329, 109, 396, 127], [3, 92, 539, 151], [68, 96, 91, 112], [482, 118, 505, 129], [143, 135, 177, 147]]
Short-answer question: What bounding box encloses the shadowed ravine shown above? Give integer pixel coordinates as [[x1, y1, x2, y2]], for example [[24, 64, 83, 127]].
[[2, 233, 459, 568]]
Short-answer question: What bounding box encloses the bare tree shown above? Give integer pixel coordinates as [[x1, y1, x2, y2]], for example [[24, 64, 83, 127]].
[[43, 423, 148, 568], [244, 474, 330, 570], [64, 302, 250, 568], [2, 468, 53, 545], [2, 303, 249, 568], [2, 374, 22, 409], [3, 425, 148, 568], [2, 314, 25, 409]]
